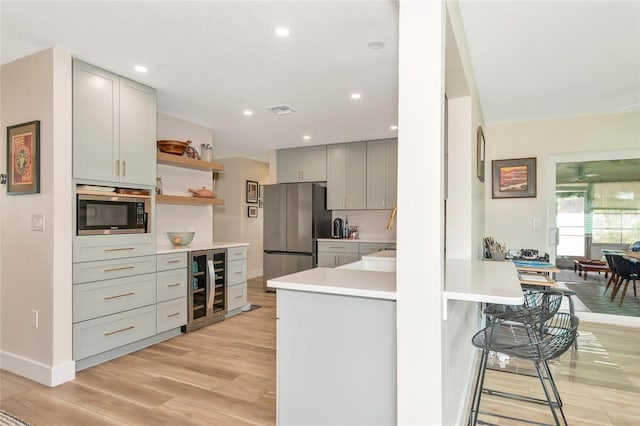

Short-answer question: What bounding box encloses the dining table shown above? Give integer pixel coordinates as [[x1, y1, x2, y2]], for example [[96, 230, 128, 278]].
[[623, 250, 640, 261], [512, 260, 559, 287]]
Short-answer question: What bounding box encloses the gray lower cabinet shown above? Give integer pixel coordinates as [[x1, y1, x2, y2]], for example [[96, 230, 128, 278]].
[[226, 246, 248, 316], [73, 250, 188, 370], [156, 252, 188, 333], [318, 241, 359, 267], [359, 242, 396, 258], [277, 289, 396, 425]]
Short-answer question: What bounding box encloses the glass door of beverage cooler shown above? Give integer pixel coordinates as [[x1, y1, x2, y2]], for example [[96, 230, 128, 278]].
[[190, 251, 209, 323], [211, 250, 226, 314]]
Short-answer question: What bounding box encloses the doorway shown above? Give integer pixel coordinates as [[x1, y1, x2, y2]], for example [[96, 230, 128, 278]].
[[552, 156, 640, 320]]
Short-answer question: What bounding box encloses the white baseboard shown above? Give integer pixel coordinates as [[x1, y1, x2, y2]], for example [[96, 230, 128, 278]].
[[0, 351, 75, 387]]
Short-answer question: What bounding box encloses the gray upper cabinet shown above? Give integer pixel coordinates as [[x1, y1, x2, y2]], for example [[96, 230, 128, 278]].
[[277, 145, 327, 183], [73, 60, 156, 186], [327, 142, 367, 210], [366, 139, 398, 209]]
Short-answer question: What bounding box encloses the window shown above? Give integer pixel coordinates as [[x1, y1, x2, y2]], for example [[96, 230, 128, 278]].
[[592, 210, 640, 244]]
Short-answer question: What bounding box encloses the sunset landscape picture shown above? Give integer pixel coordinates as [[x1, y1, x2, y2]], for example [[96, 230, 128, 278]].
[[499, 165, 529, 192]]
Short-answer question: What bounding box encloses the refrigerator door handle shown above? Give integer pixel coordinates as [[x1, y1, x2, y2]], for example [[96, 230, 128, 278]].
[[206, 259, 215, 310]]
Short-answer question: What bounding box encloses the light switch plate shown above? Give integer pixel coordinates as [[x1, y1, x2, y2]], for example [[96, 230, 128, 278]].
[[31, 214, 45, 231], [532, 218, 541, 230]]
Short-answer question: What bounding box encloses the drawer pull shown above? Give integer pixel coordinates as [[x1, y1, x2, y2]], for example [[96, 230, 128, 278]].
[[234, 295, 243, 299], [329, 246, 346, 249], [104, 325, 134, 336], [104, 292, 135, 300], [104, 266, 135, 273], [167, 260, 181, 264], [104, 247, 135, 252], [233, 271, 243, 275], [167, 312, 180, 318], [167, 283, 181, 288]]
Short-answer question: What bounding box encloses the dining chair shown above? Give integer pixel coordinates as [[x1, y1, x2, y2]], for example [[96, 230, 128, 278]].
[[468, 290, 577, 426], [603, 253, 620, 295], [610, 256, 639, 306]]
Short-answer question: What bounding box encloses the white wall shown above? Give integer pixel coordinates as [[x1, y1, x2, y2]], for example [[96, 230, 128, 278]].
[[213, 157, 269, 278], [485, 112, 640, 255], [0, 48, 74, 386], [397, 1, 445, 423], [156, 113, 214, 246]]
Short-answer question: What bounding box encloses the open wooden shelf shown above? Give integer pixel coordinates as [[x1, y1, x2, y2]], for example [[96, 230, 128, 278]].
[[157, 152, 225, 172], [156, 194, 225, 206]]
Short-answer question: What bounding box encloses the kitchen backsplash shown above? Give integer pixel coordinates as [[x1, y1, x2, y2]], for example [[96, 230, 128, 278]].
[[331, 210, 397, 240]]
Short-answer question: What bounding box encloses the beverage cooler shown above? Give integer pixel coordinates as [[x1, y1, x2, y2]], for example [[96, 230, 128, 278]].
[[183, 249, 226, 332]]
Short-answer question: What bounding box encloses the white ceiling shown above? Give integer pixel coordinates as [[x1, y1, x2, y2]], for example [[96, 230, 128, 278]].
[[2, 1, 638, 161]]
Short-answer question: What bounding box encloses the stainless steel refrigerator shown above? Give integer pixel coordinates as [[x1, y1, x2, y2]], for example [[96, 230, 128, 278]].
[[263, 183, 332, 290]]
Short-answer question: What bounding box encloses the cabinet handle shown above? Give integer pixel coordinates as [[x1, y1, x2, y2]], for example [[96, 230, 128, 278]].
[[167, 283, 181, 287], [115, 160, 120, 177], [301, 170, 304, 180], [234, 295, 243, 299], [103, 265, 135, 273], [122, 160, 126, 177], [104, 247, 135, 252], [104, 325, 134, 336], [329, 246, 345, 249], [233, 271, 243, 275], [232, 252, 243, 256], [167, 260, 181, 264], [104, 291, 135, 300], [167, 312, 180, 318]]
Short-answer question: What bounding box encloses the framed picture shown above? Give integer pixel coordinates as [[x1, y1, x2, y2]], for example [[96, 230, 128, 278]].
[[476, 126, 485, 182], [7, 120, 40, 195], [492, 157, 537, 199], [259, 184, 265, 199], [259, 198, 264, 208], [246, 180, 258, 203], [248, 206, 258, 218]]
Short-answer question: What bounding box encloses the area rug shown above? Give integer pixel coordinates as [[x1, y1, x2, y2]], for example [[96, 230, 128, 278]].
[[0, 410, 30, 426], [556, 269, 640, 317], [563, 281, 639, 317]]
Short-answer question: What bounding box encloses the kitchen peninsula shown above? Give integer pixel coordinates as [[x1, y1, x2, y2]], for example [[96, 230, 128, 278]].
[[267, 253, 523, 425]]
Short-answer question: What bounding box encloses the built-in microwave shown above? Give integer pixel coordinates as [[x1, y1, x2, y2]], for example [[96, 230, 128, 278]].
[[76, 191, 150, 235]]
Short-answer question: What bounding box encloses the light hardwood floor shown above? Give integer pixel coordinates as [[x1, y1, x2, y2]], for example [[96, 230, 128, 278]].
[[1, 279, 639, 425]]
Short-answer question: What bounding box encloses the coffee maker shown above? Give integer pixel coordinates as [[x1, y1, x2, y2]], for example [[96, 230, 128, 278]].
[[333, 218, 344, 238]]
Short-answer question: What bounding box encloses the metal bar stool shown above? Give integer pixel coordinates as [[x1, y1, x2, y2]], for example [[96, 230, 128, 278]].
[[468, 290, 579, 426]]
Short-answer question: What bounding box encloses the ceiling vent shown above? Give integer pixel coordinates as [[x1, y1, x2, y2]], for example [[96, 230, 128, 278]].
[[266, 104, 295, 115]]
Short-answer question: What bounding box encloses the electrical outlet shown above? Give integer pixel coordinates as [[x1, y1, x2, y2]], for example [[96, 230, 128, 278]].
[[32, 310, 39, 328], [31, 214, 45, 231]]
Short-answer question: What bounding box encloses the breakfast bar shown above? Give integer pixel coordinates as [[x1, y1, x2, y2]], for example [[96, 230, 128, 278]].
[[267, 253, 525, 425]]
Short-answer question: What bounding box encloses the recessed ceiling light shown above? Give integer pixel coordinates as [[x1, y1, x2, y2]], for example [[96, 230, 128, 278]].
[[275, 27, 290, 37], [243, 110, 253, 116], [390, 125, 398, 130], [350, 93, 361, 100], [134, 65, 148, 73], [303, 135, 311, 140], [368, 41, 385, 49]]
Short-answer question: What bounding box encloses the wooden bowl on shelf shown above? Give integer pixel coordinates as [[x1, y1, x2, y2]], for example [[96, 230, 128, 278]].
[[157, 140, 191, 156]]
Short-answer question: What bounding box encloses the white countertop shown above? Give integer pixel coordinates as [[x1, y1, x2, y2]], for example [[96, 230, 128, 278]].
[[362, 250, 397, 261], [317, 238, 396, 244], [157, 241, 249, 254], [267, 267, 396, 300], [444, 259, 523, 305]]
